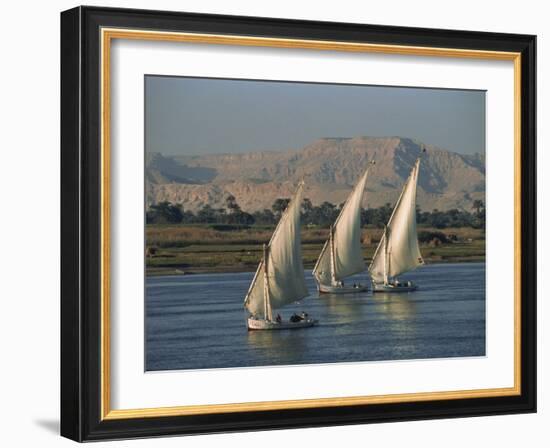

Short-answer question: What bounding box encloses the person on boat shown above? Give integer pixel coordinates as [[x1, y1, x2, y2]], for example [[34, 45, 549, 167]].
[[300, 312, 308, 320], [276, 314, 282, 323]]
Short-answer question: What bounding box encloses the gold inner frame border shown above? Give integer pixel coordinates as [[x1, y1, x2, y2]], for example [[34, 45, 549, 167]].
[[99, 27, 522, 421]]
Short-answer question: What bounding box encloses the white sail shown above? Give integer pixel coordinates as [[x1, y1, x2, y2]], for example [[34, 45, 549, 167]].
[[244, 183, 309, 317], [369, 159, 424, 283], [313, 167, 371, 285]]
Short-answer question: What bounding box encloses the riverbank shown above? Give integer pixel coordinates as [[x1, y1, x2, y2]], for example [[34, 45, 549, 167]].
[[145, 224, 485, 276]]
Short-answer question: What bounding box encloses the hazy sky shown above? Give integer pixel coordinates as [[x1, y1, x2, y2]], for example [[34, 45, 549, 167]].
[[145, 76, 485, 156]]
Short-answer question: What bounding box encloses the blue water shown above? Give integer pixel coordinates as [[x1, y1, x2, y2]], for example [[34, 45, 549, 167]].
[[145, 263, 485, 371]]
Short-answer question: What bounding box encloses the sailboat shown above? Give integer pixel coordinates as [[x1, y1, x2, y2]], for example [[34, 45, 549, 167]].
[[244, 182, 317, 330], [368, 155, 424, 292], [312, 162, 374, 294]]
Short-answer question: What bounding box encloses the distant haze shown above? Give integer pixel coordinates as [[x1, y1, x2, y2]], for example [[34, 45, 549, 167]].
[[145, 76, 485, 156]]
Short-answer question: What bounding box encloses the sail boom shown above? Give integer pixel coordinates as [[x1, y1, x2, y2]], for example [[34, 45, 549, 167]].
[[312, 239, 329, 276], [244, 260, 263, 310]]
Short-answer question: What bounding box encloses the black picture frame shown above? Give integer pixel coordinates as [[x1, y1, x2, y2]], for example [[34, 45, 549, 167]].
[[61, 5, 536, 442]]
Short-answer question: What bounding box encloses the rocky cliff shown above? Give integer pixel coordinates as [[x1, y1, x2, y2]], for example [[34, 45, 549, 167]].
[[146, 137, 485, 212]]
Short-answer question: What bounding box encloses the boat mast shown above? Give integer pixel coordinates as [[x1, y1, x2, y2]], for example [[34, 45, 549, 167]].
[[383, 225, 390, 285], [388, 249, 392, 283], [329, 225, 337, 285], [262, 243, 273, 321]]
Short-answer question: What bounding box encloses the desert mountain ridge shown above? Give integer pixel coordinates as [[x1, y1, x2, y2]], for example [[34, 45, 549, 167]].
[[146, 136, 485, 213]]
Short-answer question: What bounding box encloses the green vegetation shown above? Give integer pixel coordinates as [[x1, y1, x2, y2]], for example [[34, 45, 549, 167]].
[[145, 195, 485, 275], [146, 197, 486, 229], [146, 225, 485, 276]]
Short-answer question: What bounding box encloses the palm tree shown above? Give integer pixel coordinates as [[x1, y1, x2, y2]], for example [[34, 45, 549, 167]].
[[272, 198, 290, 217], [472, 199, 484, 216], [225, 194, 240, 213]]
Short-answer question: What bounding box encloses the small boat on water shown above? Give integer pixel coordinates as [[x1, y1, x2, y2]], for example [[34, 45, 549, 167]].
[[244, 182, 317, 330], [312, 162, 374, 294], [369, 154, 424, 292]]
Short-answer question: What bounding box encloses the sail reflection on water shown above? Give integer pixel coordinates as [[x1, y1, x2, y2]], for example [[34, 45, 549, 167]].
[[246, 330, 308, 365], [318, 293, 369, 326], [372, 293, 418, 321]]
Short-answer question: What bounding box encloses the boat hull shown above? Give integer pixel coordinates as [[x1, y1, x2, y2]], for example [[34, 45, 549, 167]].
[[372, 281, 417, 293], [318, 283, 368, 294], [247, 317, 318, 331]]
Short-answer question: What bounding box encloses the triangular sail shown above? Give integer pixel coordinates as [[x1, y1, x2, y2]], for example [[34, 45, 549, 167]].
[[244, 183, 308, 317], [369, 159, 424, 283], [313, 166, 371, 285]]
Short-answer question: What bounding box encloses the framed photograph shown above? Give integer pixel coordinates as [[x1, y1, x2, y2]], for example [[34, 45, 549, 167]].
[[61, 6, 536, 441]]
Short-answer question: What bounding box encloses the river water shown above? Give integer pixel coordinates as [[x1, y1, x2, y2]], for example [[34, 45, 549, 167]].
[[146, 262, 485, 371]]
